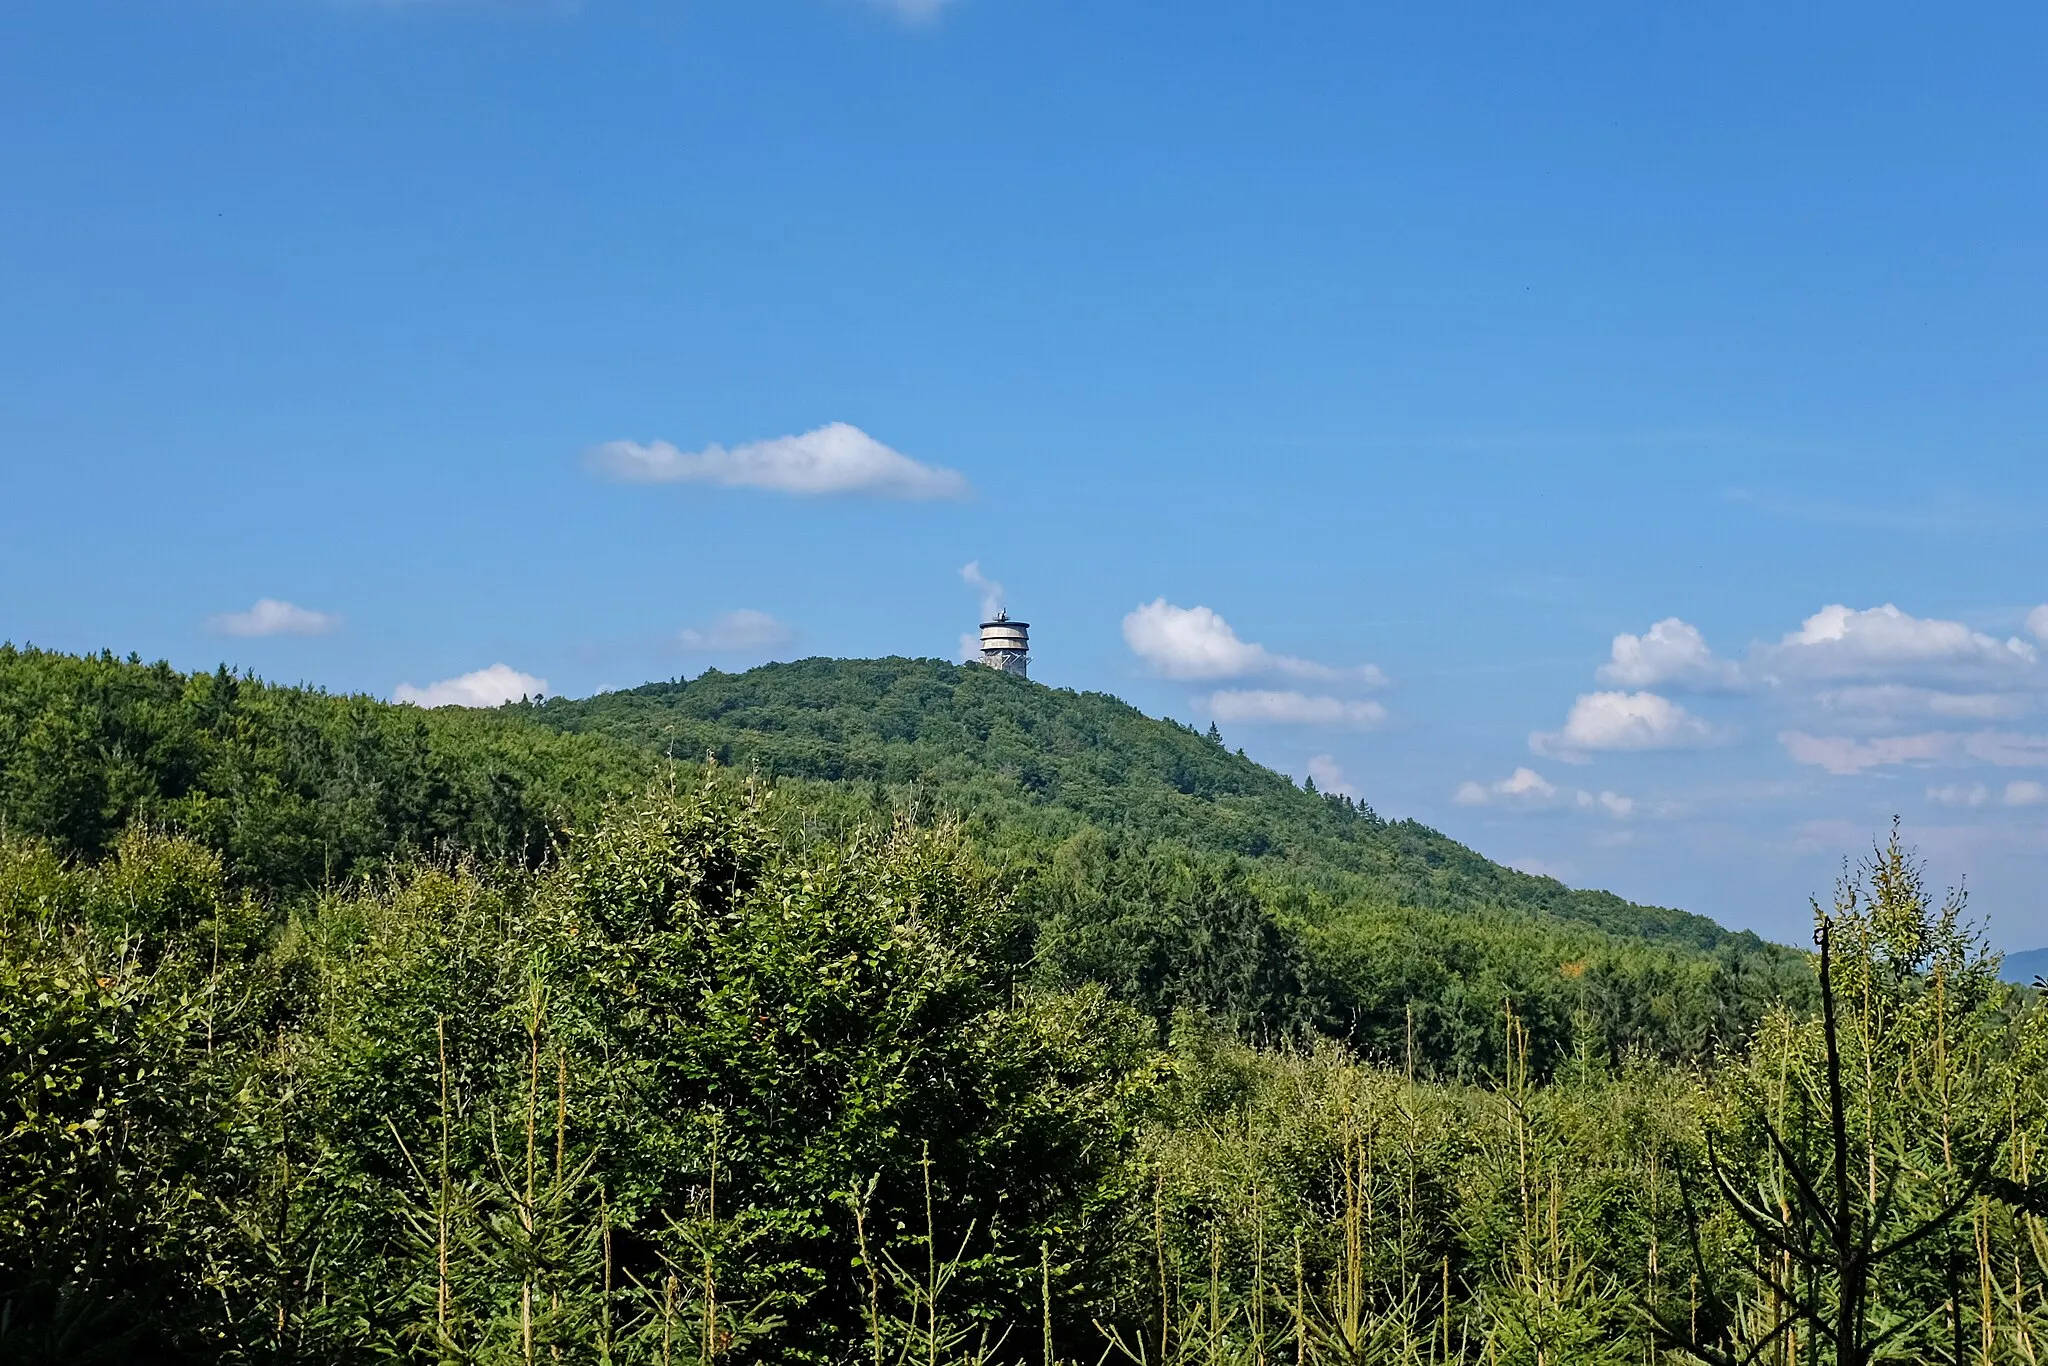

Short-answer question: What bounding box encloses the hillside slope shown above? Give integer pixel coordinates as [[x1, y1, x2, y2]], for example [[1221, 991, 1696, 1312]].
[[0, 644, 652, 891], [0, 645, 1808, 1071], [531, 656, 1767, 955], [2004, 947, 2048, 985]]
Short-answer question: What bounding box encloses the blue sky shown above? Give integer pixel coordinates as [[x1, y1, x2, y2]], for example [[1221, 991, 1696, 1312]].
[[5, 0, 2047, 948]]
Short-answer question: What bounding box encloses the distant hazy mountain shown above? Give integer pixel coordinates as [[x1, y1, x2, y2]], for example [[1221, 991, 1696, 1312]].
[[2002, 947, 2048, 985]]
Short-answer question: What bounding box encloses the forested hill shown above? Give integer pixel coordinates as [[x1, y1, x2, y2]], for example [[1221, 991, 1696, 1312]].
[[0, 644, 653, 890], [0, 642, 1763, 957], [4, 648, 2027, 1363], [1, 644, 1811, 1074], [528, 656, 1762, 955]]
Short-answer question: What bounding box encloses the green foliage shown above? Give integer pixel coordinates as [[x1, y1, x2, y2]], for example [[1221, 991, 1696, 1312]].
[[0, 783, 1155, 1363], [540, 780, 1152, 1359], [0, 646, 1809, 1077], [18, 644, 2041, 1364], [528, 658, 1758, 953], [0, 644, 652, 894], [0, 793, 2043, 1363], [1659, 829, 2048, 1366], [1127, 1015, 1703, 1366], [0, 835, 241, 1362], [527, 657, 1814, 1072], [1028, 834, 1319, 1042]]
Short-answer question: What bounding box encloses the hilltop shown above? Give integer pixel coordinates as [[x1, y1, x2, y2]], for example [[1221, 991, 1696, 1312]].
[[8, 657, 2028, 1365], [529, 656, 1761, 953], [0, 644, 1809, 1072], [524, 658, 1818, 1067], [2005, 946, 2048, 985]]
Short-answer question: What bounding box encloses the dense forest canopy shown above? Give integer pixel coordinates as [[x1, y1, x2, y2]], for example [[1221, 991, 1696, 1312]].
[[4, 643, 2043, 1364], [0, 644, 1755, 953], [525, 657, 1761, 953], [0, 645, 651, 888], [0, 646, 1810, 1075]]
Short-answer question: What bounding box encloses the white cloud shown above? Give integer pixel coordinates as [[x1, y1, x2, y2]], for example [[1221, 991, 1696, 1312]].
[[1123, 600, 1385, 684], [1766, 603, 2037, 681], [1753, 607, 2048, 781], [2026, 605, 2048, 643], [1456, 767, 1558, 807], [1780, 730, 1954, 775], [1530, 691, 1723, 760], [394, 663, 548, 709], [1306, 754, 1357, 798], [1209, 690, 1388, 728], [1814, 685, 2033, 722], [206, 598, 339, 638], [1455, 766, 1632, 817], [1597, 618, 1743, 689], [1926, 779, 2048, 808], [1592, 790, 1636, 817], [1961, 731, 2048, 767], [678, 609, 794, 652], [960, 561, 1004, 619], [584, 422, 969, 500], [1127, 602, 1270, 678], [1922, 691, 2030, 720], [1781, 728, 2048, 774]]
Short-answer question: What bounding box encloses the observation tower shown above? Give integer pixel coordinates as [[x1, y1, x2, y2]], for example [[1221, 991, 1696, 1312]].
[[978, 609, 1029, 678]]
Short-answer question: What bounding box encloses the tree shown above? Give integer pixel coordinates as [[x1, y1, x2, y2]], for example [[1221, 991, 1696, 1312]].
[[538, 783, 1153, 1362], [1657, 829, 2047, 1366]]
